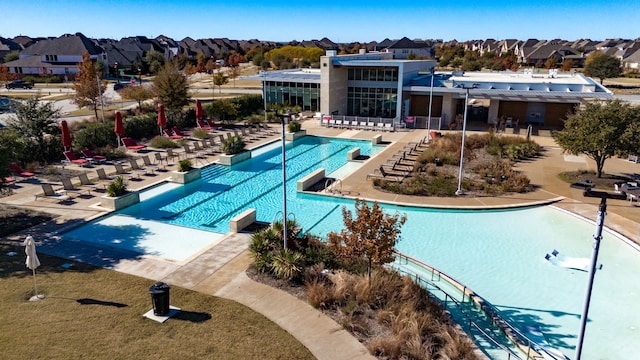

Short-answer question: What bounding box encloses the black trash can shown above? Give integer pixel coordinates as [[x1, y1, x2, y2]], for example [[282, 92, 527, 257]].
[[149, 282, 170, 316], [434, 158, 443, 167]]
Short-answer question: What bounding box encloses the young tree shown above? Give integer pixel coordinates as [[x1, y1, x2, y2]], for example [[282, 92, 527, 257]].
[[0, 64, 16, 86], [6, 96, 61, 163], [3, 50, 19, 63], [584, 52, 622, 85], [152, 61, 190, 112], [72, 51, 106, 120], [227, 66, 240, 88], [328, 199, 407, 279], [119, 84, 153, 109], [545, 56, 556, 69], [553, 100, 640, 177], [206, 99, 238, 124], [144, 50, 166, 75], [212, 71, 228, 93]]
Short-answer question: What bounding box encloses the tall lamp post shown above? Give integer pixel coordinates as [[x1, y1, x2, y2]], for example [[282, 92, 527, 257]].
[[114, 62, 119, 83], [277, 110, 296, 249], [262, 72, 268, 123], [455, 83, 478, 196], [574, 193, 608, 360], [426, 66, 435, 142]]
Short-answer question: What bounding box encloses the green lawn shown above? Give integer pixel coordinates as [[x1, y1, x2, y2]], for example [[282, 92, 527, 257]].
[[0, 244, 314, 360]]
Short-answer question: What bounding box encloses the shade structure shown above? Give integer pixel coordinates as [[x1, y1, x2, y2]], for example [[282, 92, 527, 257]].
[[195, 99, 204, 120], [114, 111, 124, 147], [61, 120, 72, 151], [24, 235, 43, 301], [157, 104, 167, 135]]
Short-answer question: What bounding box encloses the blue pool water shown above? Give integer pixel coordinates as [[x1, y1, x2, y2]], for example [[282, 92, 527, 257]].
[[63, 136, 640, 359]]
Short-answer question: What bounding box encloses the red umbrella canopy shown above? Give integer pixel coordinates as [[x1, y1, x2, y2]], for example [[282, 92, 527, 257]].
[[114, 111, 124, 137], [61, 120, 72, 150], [157, 104, 167, 128], [195, 99, 204, 120]]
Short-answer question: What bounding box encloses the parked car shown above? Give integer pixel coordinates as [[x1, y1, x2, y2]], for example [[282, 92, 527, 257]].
[[113, 82, 130, 91], [5, 80, 34, 89]]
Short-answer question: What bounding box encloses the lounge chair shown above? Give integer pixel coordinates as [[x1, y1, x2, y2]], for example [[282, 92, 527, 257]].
[[113, 163, 138, 180], [172, 126, 187, 137], [163, 128, 183, 139], [2, 177, 16, 185], [121, 137, 147, 151], [196, 119, 213, 131], [206, 119, 222, 130], [141, 155, 160, 173], [35, 183, 70, 203], [128, 158, 151, 176], [153, 152, 167, 170], [81, 148, 107, 163], [61, 177, 92, 196], [63, 151, 91, 167], [96, 168, 115, 182], [9, 163, 35, 179], [78, 173, 105, 191]]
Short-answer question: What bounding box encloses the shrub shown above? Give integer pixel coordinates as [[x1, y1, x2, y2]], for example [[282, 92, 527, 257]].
[[73, 121, 116, 150], [287, 121, 302, 133], [105, 147, 128, 161], [177, 159, 192, 172], [221, 135, 246, 155], [106, 176, 128, 197], [269, 248, 304, 281], [149, 136, 180, 149], [123, 113, 157, 140], [191, 128, 210, 139]]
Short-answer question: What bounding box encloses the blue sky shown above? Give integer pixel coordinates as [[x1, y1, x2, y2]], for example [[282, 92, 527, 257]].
[[2, 0, 638, 42]]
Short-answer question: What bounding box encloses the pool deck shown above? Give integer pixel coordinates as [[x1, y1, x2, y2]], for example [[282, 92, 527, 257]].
[[2, 120, 639, 360]]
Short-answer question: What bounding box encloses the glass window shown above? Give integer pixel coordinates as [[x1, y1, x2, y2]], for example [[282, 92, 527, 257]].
[[362, 69, 370, 81], [348, 68, 354, 80], [354, 68, 362, 81]]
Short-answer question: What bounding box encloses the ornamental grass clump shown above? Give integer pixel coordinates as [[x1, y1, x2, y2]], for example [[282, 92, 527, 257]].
[[106, 176, 128, 197], [221, 135, 246, 155]]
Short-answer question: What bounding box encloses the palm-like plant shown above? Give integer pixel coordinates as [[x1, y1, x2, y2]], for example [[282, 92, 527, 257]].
[[221, 135, 246, 155], [106, 176, 128, 197], [270, 248, 304, 280]]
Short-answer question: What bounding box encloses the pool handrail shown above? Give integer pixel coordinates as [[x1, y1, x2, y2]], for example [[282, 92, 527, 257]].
[[393, 251, 554, 360], [391, 264, 525, 360]]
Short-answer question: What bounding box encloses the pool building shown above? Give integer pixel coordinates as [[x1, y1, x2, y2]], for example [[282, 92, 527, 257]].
[[247, 50, 614, 129]]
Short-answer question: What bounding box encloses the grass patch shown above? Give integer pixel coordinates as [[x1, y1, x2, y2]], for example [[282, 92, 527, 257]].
[[0, 205, 56, 237], [558, 170, 632, 190], [0, 243, 314, 360]]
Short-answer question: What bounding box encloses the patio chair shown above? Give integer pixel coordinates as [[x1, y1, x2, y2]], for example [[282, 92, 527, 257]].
[[64, 151, 91, 167], [78, 173, 106, 191], [81, 148, 107, 163], [163, 128, 183, 139], [153, 152, 167, 170], [8, 163, 35, 179], [61, 177, 92, 196], [121, 137, 147, 151], [2, 177, 16, 185], [35, 183, 70, 203], [206, 119, 222, 130]]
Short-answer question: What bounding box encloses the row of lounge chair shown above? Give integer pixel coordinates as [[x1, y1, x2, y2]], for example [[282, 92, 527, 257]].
[[321, 117, 395, 132], [366, 137, 428, 183]]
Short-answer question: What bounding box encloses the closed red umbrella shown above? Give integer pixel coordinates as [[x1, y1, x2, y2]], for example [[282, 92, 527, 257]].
[[157, 104, 167, 135], [61, 120, 72, 151], [195, 99, 204, 120], [114, 111, 124, 147]]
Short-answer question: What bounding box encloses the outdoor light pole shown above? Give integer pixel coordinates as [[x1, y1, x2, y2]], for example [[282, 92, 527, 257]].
[[114, 62, 119, 83], [277, 110, 294, 249], [574, 196, 607, 360], [455, 84, 477, 196], [426, 66, 435, 142], [262, 72, 268, 123]]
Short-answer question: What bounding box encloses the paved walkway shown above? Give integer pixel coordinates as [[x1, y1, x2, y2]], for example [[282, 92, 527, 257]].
[[2, 118, 639, 360]]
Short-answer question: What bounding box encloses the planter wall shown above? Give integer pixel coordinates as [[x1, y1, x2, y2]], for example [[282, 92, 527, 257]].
[[101, 191, 140, 211], [285, 129, 306, 141], [219, 151, 251, 166], [170, 168, 202, 184]]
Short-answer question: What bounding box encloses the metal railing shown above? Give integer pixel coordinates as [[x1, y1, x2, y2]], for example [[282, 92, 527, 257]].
[[392, 252, 553, 360]]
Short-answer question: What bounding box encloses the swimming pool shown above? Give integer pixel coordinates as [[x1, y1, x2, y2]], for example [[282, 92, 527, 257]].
[[63, 136, 640, 358]]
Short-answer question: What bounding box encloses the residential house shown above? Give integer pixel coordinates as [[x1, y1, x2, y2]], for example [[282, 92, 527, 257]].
[[383, 37, 433, 59], [3, 32, 105, 78]]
